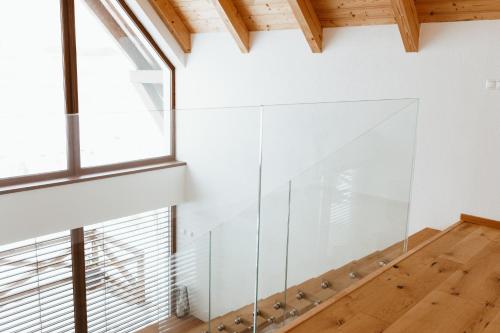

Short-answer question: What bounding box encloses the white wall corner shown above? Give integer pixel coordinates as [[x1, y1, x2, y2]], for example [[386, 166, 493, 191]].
[[127, 0, 187, 68]]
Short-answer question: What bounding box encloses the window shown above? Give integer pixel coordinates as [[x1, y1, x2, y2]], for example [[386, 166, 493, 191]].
[[0, 0, 175, 188], [0, 1, 68, 180], [75, 0, 172, 167], [0, 207, 172, 333], [0, 231, 75, 333], [84, 208, 171, 332]]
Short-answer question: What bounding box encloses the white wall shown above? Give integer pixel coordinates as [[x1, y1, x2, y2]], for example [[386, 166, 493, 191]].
[[0, 166, 186, 245], [176, 20, 500, 235], [174, 20, 500, 316]]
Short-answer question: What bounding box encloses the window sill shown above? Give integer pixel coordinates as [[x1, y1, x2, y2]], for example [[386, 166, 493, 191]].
[[0, 160, 186, 195]]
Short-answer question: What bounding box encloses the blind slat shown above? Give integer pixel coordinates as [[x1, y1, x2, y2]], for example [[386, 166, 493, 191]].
[[1, 207, 171, 333], [0, 231, 74, 333], [85, 207, 171, 333]]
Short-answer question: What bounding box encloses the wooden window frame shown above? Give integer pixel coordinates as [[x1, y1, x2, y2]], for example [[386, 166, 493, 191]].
[[0, 0, 177, 191]]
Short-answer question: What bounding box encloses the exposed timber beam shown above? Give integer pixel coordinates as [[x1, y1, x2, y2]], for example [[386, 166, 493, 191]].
[[391, 0, 420, 52], [149, 0, 191, 53], [287, 0, 322, 53], [210, 0, 250, 53]]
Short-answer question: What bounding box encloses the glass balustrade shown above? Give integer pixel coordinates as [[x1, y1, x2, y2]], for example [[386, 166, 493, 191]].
[[0, 99, 419, 333], [172, 98, 418, 333]]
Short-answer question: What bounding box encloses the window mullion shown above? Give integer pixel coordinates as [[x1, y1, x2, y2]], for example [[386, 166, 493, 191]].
[[61, 0, 82, 176]]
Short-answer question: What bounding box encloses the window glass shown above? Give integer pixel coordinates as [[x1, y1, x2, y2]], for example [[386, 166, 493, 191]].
[[0, 230, 75, 333], [0, 1, 67, 179], [75, 0, 172, 167], [84, 208, 171, 332]]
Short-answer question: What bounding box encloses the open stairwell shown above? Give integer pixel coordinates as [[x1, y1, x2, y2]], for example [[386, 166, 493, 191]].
[[180, 227, 440, 333]]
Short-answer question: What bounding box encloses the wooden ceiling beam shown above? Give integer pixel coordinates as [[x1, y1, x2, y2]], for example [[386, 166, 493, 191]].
[[210, 0, 250, 53], [391, 0, 420, 52], [149, 0, 191, 53], [287, 0, 322, 53]]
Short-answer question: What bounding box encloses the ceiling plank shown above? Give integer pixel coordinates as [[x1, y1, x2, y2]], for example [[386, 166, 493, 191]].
[[391, 0, 420, 52], [149, 0, 191, 53], [210, 0, 250, 53], [287, 0, 322, 53]]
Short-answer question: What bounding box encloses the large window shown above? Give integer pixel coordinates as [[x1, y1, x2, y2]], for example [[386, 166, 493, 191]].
[[0, 207, 172, 333], [0, 1, 68, 180], [84, 208, 171, 332], [0, 0, 175, 188], [0, 230, 75, 333]]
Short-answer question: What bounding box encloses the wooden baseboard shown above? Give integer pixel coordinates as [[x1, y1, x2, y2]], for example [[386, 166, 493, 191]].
[[461, 213, 500, 229]]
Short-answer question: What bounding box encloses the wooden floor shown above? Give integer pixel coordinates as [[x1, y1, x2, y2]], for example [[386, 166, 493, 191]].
[[280, 215, 500, 333]]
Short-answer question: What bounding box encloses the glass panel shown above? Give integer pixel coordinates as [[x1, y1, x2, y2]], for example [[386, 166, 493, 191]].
[[175, 106, 262, 333], [78, 111, 170, 167], [0, 1, 67, 179], [75, 0, 172, 167], [173, 100, 418, 333], [165, 232, 211, 333], [259, 99, 418, 330]]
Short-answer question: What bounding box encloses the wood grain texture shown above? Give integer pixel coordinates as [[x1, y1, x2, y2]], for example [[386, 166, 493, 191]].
[[288, 0, 323, 52], [150, 0, 192, 52], [417, 0, 500, 23], [281, 216, 500, 333], [210, 0, 251, 52], [462, 213, 500, 229], [391, 0, 420, 51], [165, 0, 500, 33]]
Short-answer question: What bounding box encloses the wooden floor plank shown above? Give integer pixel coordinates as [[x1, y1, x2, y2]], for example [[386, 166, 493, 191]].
[[284, 219, 500, 333], [437, 241, 500, 307], [483, 310, 500, 333], [337, 313, 387, 333], [440, 227, 492, 264], [383, 290, 489, 333]]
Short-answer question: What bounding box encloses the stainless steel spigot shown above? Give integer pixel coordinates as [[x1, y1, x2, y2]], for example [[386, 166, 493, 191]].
[[289, 309, 298, 317], [349, 272, 359, 279], [321, 280, 331, 289], [378, 259, 389, 267], [273, 301, 282, 310], [296, 290, 305, 300], [217, 324, 225, 331], [267, 316, 275, 323], [234, 316, 243, 325]]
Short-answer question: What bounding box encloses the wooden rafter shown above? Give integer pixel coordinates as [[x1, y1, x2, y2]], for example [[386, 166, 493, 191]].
[[287, 0, 322, 53], [149, 0, 191, 53], [210, 0, 250, 53], [391, 0, 420, 52]]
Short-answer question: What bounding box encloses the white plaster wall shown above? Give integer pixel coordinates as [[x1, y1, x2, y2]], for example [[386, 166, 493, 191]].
[[176, 20, 500, 235], [174, 20, 500, 316], [0, 166, 186, 245]]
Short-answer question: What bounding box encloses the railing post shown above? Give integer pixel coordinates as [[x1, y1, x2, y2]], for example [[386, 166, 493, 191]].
[[71, 228, 88, 333]]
